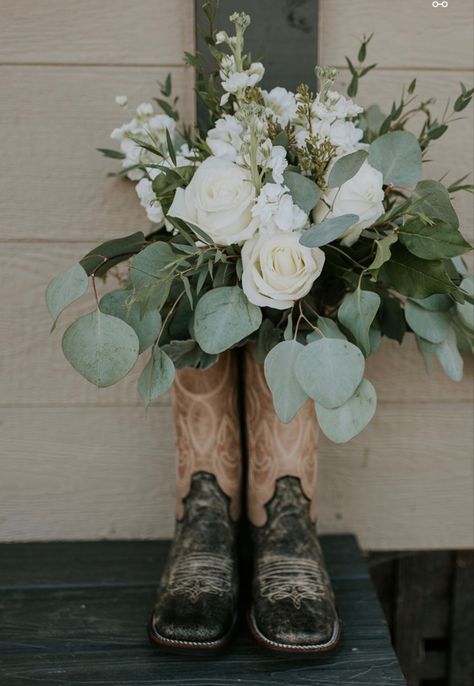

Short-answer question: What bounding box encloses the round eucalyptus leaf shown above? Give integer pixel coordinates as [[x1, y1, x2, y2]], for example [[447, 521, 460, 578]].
[[100, 289, 161, 353], [62, 310, 139, 387], [194, 286, 262, 354], [282, 170, 320, 213], [316, 379, 377, 443], [264, 340, 308, 423], [368, 131, 422, 187], [456, 276, 474, 330], [129, 242, 176, 289], [338, 289, 381, 356], [436, 327, 463, 382], [294, 338, 365, 409], [138, 346, 175, 408], [46, 263, 89, 323], [405, 300, 451, 344], [327, 149, 368, 188]]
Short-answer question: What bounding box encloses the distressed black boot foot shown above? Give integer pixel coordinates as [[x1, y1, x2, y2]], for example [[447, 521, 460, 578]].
[[248, 477, 342, 653], [149, 473, 239, 653]]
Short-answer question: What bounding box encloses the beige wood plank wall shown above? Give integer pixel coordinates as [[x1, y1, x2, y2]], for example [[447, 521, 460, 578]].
[[1, 0, 472, 549]]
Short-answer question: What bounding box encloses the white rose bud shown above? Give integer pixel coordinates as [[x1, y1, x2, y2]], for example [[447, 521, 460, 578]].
[[242, 231, 325, 310], [315, 159, 384, 246], [168, 156, 258, 246]]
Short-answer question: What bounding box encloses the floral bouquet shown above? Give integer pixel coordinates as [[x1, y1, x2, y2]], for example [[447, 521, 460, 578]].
[[46, 6, 473, 444]]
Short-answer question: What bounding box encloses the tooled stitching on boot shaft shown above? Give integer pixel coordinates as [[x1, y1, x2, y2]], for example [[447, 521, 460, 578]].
[[244, 348, 319, 527], [172, 351, 242, 521]]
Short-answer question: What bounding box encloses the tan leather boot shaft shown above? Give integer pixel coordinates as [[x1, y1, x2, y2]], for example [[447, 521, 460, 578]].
[[244, 347, 319, 527], [171, 351, 242, 522]]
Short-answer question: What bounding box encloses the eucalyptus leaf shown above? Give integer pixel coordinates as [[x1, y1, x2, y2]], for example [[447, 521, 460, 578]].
[[412, 180, 459, 228], [138, 346, 175, 408], [129, 242, 176, 289], [307, 317, 347, 342], [338, 289, 381, 356], [404, 300, 451, 344], [194, 286, 262, 354], [46, 263, 89, 324], [380, 296, 406, 343], [99, 289, 161, 353], [161, 339, 218, 369], [328, 150, 368, 187], [379, 245, 456, 298], [252, 320, 282, 363], [264, 340, 308, 423], [283, 170, 320, 213], [368, 131, 422, 187], [316, 379, 377, 443], [416, 335, 439, 374], [436, 327, 463, 382], [294, 338, 365, 409], [456, 276, 474, 330], [62, 310, 139, 387], [369, 233, 398, 271], [369, 327, 382, 354], [398, 219, 471, 260], [412, 294, 452, 312], [299, 214, 359, 248]]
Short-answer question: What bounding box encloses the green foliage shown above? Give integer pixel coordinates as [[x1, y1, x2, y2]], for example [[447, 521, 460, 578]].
[[368, 131, 422, 187], [138, 346, 175, 408], [294, 338, 365, 409], [300, 215, 359, 248], [264, 340, 308, 423], [316, 379, 377, 443], [46, 263, 89, 324], [379, 245, 457, 298], [456, 276, 474, 329], [129, 242, 177, 289], [398, 219, 471, 260], [327, 150, 368, 188], [282, 170, 320, 213], [62, 310, 139, 387], [338, 289, 381, 356], [411, 180, 459, 228], [404, 300, 451, 344], [162, 339, 218, 369], [435, 327, 463, 382], [80, 232, 147, 277], [99, 289, 162, 353], [194, 286, 262, 354]]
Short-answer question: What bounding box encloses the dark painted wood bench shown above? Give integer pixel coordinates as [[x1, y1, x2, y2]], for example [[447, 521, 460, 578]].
[[0, 535, 406, 685]]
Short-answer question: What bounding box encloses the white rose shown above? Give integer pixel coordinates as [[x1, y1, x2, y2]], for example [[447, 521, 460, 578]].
[[168, 156, 258, 246], [242, 231, 325, 310], [262, 87, 298, 127], [315, 160, 384, 246]]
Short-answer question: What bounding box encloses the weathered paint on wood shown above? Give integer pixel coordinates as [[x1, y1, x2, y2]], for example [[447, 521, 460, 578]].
[[0, 536, 406, 685]]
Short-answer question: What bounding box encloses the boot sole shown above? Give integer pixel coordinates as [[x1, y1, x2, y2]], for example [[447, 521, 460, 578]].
[[247, 605, 343, 654], [147, 611, 238, 656]]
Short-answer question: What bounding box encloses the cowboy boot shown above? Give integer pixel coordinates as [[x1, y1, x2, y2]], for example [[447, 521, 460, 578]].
[[243, 348, 342, 653], [148, 351, 242, 652]]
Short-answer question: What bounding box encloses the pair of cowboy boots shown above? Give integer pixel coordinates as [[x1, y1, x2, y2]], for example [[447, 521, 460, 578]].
[[148, 349, 342, 654]]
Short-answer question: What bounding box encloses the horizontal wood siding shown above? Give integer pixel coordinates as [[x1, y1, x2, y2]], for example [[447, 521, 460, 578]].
[[0, 0, 472, 548]]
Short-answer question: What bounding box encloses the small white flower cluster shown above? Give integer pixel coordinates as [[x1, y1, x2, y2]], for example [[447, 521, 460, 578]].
[[110, 99, 198, 225], [295, 90, 364, 154], [111, 101, 177, 181]]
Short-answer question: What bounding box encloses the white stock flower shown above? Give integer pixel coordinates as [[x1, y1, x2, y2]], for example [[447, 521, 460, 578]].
[[110, 105, 177, 180], [206, 115, 244, 161], [115, 95, 128, 107], [266, 145, 288, 184], [135, 178, 164, 224], [242, 230, 325, 309], [219, 55, 264, 99], [315, 159, 384, 246], [327, 119, 363, 153], [262, 87, 298, 127], [252, 183, 307, 234], [312, 90, 363, 121], [168, 156, 258, 246]]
